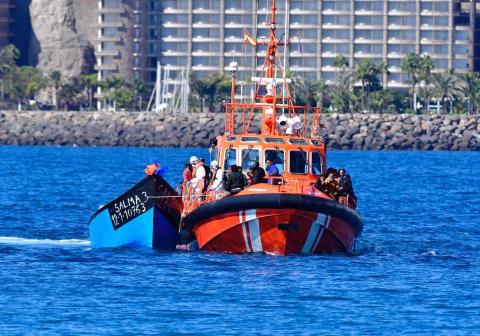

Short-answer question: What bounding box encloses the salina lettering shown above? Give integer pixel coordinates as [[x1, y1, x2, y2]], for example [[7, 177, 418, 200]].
[[110, 192, 148, 228]]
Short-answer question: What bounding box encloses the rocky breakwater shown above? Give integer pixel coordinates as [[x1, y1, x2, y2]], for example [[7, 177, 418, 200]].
[[0, 111, 479, 150], [322, 114, 480, 150]]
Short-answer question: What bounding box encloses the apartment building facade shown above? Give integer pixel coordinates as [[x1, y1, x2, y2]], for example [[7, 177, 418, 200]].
[[97, 0, 480, 89], [0, 0, 12, 48]]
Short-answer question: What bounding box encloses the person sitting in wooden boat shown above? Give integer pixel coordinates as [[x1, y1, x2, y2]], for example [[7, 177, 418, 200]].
[[225, 164, 246, 195]]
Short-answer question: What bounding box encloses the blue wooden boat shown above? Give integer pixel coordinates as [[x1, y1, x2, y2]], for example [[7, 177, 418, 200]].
[[88, 175, 183, 249]]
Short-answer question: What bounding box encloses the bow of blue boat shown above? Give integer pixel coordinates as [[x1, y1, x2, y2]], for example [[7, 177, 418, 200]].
[[88, 175, 183, 249]]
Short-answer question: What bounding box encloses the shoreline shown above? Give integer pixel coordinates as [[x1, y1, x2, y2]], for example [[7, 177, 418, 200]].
[[1, 111, 479, 150]]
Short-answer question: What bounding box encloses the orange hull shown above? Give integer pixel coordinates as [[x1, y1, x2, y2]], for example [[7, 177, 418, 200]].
[[187, 193, 362, 256]]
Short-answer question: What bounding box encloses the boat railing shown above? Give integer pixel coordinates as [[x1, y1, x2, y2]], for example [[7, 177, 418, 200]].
[[181, 182, 225, 216]]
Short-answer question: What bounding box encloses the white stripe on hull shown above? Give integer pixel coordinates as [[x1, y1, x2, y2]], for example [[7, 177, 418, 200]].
[[311, 215, 330, 253], [241, 222, 251, 252], [247, 218, 263, 252], [301, 213, 326, 254]]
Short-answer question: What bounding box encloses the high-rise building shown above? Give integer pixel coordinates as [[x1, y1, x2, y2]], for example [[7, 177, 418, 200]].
[[97, 0, 480, 89], [0, 0, 12, 48]]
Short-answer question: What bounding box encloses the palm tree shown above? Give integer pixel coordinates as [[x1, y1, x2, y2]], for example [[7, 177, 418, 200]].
[[0, 44, 20, 98], [418, 55, 434, 113], [329, 55, 355, 113], [291, 75, 326, 107], [132, 78, 146, 110], [79, 73, 98, 108], [401, 53, 421, 111], [8, 66, 46, 108], [431, 69, 466, 113], [463, 72, 480, 115], [354, 58, 387, 112], [49, 70, 62, 110], [191, 73, 230, 112]]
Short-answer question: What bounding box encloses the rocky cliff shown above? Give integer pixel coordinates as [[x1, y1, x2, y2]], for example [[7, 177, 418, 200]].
[[27, 0, 97, 76], [0, 111, 479, 150]]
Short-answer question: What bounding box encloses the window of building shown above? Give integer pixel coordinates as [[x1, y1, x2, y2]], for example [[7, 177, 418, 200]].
[[433, 59, 448, 68], [453, 59, 469, 70], [389, 1, 416, 12], [323, 1, 351, 11], [454, 30, 469, 41], [289, 151, 308, 174], [355, 15, 383, 26], [291, 0, 319, 10], [323, 15, 351, 25], [356, 29, 383, 40], [389, 15, 416, 26], [355, 1, 383, 11], [225, 0, 254, 10], [388, 30, 416, 40], [454, 44, 469, 55], [193, 0, 220, 10], [323, 29, 350, 40]]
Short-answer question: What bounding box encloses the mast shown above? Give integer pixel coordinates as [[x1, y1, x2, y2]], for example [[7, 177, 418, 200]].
[[267, 0, 277, 79]]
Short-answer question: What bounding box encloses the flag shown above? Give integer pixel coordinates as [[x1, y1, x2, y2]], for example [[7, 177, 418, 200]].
[[243, 29, 257, 46]]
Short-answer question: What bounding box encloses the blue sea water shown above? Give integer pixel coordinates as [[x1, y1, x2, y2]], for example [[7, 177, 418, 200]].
[[0, 146, 479, 335]]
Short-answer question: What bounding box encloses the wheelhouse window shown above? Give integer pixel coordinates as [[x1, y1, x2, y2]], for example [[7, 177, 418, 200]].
[[289, 150, 308, 174], [224, 148, 237, 169], [264, 149, 285, 174], [312, 152, 323, 176], [241, 148, 260, 171]]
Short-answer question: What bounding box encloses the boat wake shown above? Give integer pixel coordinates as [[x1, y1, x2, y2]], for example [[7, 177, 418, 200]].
[[0, 236, 91, 246]]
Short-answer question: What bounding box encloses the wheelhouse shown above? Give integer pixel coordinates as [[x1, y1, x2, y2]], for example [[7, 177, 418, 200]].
[[216, 134, 326, 180]]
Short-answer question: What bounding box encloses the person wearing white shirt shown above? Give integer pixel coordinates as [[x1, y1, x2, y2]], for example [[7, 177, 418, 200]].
[[190, 156, 206, 195]]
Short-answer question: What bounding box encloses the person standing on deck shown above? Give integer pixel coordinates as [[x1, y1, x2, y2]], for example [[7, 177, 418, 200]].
[[190, 156, 205, 196], [183, 163, 193, 183], [208, 160, 224, 198]]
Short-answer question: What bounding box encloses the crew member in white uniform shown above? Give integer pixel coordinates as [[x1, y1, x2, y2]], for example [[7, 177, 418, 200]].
[[208, 160, 224, 198], [190, 156, 205, 196]]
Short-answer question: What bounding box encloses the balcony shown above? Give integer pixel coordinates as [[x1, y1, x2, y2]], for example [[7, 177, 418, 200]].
[[96, 8, 124, 14], [95, 50, 120, 57], [95, 64, 119, 71], [95, 36, 122, 42], [97, 21, 124, 28]]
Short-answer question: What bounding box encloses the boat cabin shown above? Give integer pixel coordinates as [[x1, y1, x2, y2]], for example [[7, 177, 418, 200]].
[[214, 131, 326, 183]]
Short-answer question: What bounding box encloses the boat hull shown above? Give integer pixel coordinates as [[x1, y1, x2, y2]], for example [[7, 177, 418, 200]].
[[184, 194, 363, 255], [89, 175, 182, 249]]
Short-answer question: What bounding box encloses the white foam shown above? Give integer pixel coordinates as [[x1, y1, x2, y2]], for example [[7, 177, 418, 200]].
[[422, 250, 438, 256], [0, 236, 90, 246]]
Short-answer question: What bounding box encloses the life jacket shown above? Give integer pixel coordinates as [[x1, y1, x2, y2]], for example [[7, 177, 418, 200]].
[[145, 163, 159, 176]]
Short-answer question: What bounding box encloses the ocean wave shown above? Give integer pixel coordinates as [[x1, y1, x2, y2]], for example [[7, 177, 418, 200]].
[[0, 236, 90, 246]]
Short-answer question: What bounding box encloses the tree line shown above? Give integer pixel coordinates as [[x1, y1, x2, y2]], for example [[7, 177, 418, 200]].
[[1, 43, 479, 114], [0, 44, 147, 111], [289, 54, 480, 115]]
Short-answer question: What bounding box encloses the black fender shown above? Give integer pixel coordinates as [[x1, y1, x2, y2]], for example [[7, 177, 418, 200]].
[[183, 193, 363, 235]]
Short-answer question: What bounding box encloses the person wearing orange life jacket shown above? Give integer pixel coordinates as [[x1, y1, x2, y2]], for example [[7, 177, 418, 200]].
[[190, 156, 205, 196]]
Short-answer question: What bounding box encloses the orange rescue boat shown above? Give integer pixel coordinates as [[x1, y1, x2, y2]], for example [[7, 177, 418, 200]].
[[180, 0, 363, 255]]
